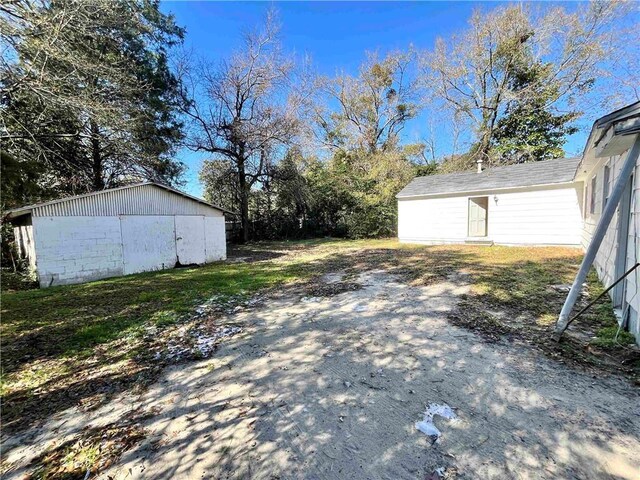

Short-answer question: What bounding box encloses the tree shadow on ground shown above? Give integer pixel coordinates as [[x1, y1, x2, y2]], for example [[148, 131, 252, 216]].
[[3, 242, 638, 479], [81, 270, 640, 479]]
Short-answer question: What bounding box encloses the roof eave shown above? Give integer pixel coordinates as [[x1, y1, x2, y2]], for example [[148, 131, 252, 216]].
[[4, 208, 32, 220], [396, 179, 580, 200], [579, 101, 640, 168]]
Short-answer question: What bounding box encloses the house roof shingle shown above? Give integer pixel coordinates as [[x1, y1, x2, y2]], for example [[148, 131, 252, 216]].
[[396, 157, 581, 199]]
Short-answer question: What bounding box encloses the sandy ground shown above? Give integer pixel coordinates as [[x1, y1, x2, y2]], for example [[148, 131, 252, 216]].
[[4, 270, 640, 479]]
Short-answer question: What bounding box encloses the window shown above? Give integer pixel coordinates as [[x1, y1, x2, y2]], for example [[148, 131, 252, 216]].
[[590, 176, 597, 214], [603, 164, 611, 208]]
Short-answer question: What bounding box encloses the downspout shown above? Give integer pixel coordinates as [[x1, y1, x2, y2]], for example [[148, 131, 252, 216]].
[[554, 135, 640, 341]]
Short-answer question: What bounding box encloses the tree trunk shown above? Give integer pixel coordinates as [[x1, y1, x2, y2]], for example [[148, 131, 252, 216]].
[[90, 120, 104, 190], [476, 131, 492, 163], [476, 102, 501, 166], [238, 158, 250, 243]]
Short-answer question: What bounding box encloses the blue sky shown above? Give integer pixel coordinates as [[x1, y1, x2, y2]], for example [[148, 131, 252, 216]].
[[160, 1, 611, 196]]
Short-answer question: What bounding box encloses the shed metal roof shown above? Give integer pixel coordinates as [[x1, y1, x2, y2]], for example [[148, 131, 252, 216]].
[[397, 157, 581, 199], [5, 182, 234, 219]]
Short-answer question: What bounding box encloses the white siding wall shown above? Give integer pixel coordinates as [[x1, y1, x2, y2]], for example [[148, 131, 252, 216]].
[[32, 213, 227, 287], [33, 216, 124, 287], [398, 196, 468, 244], [175, 216, 206, 265], [489, 184, 583, 245], [398, 184, 583, 246], [581, 149, 640, 342]]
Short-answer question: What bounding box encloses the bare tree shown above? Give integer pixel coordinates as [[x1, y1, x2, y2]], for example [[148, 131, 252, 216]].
[[421, 2, 628, 165], [182, 10, 299, 242], [315, 49, 420, 154], [595, 10, 640, 107]]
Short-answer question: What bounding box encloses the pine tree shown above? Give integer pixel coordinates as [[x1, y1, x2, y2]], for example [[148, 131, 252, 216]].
[[490, 62, 579, 164], [1, 0, 186, 205]]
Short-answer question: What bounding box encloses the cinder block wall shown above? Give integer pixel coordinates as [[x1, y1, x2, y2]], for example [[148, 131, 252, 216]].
[[32, 214, 227, 287], [33, 216, 124, 287]]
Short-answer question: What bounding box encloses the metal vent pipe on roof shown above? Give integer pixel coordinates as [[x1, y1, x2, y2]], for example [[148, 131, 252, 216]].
[[476, 158, 483, 173]]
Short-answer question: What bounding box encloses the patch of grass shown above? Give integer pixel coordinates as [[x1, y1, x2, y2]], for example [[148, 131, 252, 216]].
[[444, 248, 638, 380], [0, 268, 38, 292], [536, 313, 557, 327], [582, 270, 619, 325], [592, 327, 636, 348], [2, 261, 309, 363], [3, 237, 637, 433], [0, 238, 348, 432], [578, 270, 638, 355], [150, 310, 181, 327]]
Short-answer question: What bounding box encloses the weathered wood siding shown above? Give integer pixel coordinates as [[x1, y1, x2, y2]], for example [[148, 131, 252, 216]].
[[13, 222, 37, 271]]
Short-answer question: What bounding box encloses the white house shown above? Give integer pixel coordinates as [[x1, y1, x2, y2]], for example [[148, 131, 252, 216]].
[[7, 182, 229, 288], [398, 101, 640, 343], [397, 157, 584, 246], [571, 102, 640, 343]]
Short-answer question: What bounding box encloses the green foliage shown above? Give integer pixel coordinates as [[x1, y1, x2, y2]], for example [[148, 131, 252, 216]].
[[435, 153, 469, 173], [241, 148, 315, 240], [303, 157, 354, 237], [591, 327, 636, 348], [304, 148, 416, 239], [200, 158, 240, 213], [272, 148, 311, 217], [433, 3, 621, 172], [414, 161, 438, 177], [200, 139, 420, 240], [1, 0, 186, 206], [0, 151, 45, 210], [490, 62, 579, 164]]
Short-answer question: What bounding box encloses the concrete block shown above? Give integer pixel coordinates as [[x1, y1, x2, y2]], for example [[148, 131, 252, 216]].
[[32, 213, 226, 287]]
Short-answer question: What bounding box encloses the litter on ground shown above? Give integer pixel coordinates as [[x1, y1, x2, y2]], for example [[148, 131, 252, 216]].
[[415, 403, 457, 442]]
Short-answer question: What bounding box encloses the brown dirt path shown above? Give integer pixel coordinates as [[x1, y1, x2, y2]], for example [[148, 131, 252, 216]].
[[4, 270, 639, 479]]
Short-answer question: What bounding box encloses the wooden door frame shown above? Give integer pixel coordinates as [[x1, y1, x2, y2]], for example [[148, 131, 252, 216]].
[[468, 196, 489, 237]]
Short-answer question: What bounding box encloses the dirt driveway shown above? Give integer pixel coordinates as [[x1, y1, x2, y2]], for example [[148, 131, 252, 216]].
[[6, 266, 638, 479]]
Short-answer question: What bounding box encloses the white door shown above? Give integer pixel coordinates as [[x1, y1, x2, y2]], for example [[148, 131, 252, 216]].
[[121, 216, 177, 275], [468, 197, 488, 237], [204, 216, 226, 262], [175, 216, 206, 265]]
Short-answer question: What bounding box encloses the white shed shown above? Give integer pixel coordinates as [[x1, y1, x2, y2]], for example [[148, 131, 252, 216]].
[[7, 182, 230, 288], [397, 157, 584, 246]]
